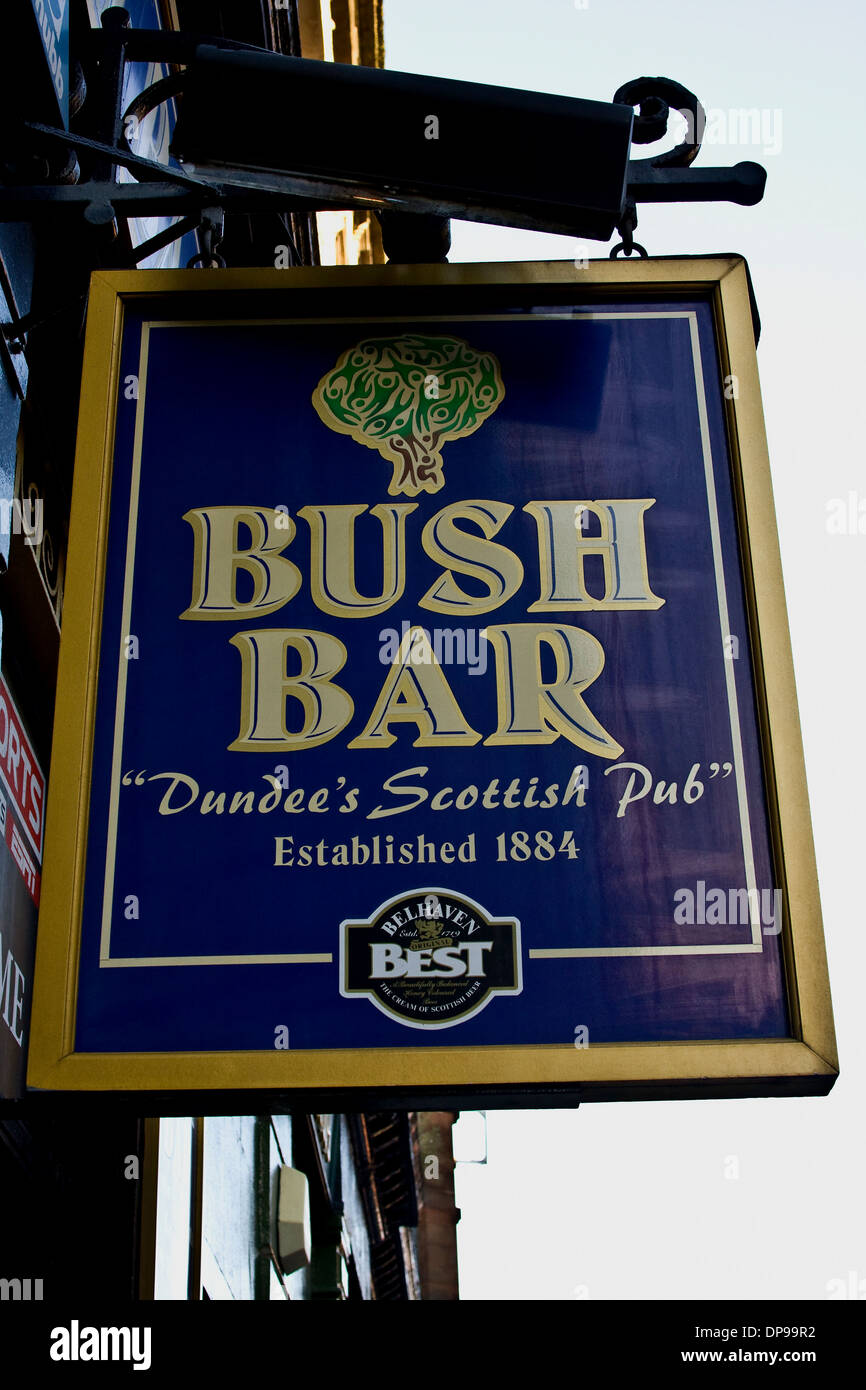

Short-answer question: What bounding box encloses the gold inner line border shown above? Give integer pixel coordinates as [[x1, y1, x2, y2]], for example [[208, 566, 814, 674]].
[[98, 322, 150, 963], [100, 309, 763, 967], [102, 954, 333, 968]]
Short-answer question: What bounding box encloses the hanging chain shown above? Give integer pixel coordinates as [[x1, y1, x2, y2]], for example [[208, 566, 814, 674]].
[[187, 207, 227, 268], [609, 202, 648, 259]]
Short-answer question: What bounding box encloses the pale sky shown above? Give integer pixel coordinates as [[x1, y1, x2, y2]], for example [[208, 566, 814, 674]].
[[386, 0, 865, 1301]]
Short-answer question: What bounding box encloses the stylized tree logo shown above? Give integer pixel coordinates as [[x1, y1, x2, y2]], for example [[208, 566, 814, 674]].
[[311, 334, 505, 496]]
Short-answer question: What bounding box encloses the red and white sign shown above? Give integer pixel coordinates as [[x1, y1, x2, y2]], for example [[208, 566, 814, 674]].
[[7, 813, 40, 906], [0, 674, 45, 862]]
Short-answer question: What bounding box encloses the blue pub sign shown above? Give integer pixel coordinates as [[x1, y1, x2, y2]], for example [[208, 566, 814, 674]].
[[28, 260, 837, 1101]]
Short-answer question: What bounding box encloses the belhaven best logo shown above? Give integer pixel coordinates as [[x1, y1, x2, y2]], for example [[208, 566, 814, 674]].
[[340, 889, 522, 1028]]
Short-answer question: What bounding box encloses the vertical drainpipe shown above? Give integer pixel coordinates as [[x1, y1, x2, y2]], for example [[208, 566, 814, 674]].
[[253, 1114, 272, 1300]]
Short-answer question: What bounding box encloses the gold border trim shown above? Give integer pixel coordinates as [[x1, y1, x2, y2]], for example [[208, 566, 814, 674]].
[[26, 259, 838, 1093], [28, 1039, 835, 1093]]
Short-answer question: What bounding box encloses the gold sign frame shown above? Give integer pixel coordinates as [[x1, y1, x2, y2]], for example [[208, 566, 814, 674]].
[[27, 258, 838, 1102]]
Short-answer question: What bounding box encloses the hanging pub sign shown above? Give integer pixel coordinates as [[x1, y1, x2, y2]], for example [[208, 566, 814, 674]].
[[27, 259, 837, 1103]]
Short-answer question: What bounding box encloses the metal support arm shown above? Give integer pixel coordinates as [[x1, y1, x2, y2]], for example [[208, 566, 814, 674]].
[[0, 27, 766, 257]]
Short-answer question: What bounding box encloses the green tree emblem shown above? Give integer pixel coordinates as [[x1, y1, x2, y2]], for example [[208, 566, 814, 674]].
[[311, 334, 505, 496]]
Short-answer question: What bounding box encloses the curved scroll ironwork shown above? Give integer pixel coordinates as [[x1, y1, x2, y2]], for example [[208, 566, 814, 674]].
[[614, 77, 706, 169], [120, 72, 188, 182]]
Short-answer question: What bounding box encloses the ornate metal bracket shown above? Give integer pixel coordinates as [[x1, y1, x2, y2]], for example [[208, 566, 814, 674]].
[[611, 77, 766, 256], [617, 76, 705, 168]]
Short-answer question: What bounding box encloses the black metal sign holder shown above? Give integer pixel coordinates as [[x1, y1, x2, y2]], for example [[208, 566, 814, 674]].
[[1, 6, 766, 351]]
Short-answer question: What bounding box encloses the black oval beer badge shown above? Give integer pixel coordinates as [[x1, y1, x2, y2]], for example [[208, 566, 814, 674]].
[[340, 889, 522, 1029]]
